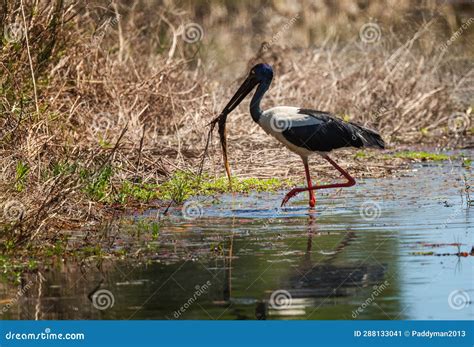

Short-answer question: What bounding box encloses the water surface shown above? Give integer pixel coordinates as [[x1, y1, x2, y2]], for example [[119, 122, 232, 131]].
[[1, 160, 472, 320]]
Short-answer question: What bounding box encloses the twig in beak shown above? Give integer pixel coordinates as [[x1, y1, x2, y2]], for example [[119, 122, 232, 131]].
[[217, 113, 232, 186], [198, 112, 232, 188]]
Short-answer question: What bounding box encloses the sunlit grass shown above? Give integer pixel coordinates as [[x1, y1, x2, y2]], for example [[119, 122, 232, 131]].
[[150, 171, 293, 204], [389, 151, 452, 161], [76, 168, 294, 205]]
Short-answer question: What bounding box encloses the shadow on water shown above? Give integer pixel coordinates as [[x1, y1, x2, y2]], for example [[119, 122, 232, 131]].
[[0, 160, 473, 320]]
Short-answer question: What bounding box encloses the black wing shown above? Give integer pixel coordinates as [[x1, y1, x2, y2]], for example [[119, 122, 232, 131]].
[[281, 109, 384, 152]]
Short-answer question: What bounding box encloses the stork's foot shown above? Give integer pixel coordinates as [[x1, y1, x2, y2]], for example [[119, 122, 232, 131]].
[[281, 188, 304, 207]]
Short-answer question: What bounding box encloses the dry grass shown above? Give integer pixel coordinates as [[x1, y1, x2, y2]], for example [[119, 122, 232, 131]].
[[0, 0, 472, 260]]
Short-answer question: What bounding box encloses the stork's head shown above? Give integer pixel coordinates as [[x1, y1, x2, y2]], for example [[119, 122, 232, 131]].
[[221, 63, 273, 114], [249, 63, 273, 83]]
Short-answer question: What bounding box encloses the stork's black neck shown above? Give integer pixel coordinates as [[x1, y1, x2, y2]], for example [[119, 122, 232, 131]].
[[250, 81, 270, 123]]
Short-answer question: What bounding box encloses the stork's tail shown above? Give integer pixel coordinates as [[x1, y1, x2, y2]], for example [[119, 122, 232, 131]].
[[351, 123, 385, 149]]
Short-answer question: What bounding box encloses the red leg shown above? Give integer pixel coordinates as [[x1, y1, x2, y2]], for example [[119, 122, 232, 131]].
[[303, 158, 316, 208], [281, 155, 356, 207]]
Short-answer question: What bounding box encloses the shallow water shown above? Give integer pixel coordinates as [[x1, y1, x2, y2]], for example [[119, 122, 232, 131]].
[[1, 160, 473, 320]]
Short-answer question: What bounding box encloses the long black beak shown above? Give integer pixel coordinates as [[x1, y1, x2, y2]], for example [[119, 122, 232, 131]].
[[222, 75, 259, 114], [209, 75, 258, 185]]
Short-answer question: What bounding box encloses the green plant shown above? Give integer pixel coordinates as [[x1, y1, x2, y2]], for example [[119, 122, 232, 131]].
[[389, 151, 452, 161], [159, 171, 194, 204], [15, 161, 29, 191], [51, 161, 76, 177], [135, 219, 160, 239], [84, 166, 114, 201], [117, 181, 159, 204], [462, 158, 471, 168], [156, 171, 293, 203]]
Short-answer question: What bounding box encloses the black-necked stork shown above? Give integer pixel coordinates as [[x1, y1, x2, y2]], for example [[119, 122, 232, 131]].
[[214, 63, 385, 208]]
